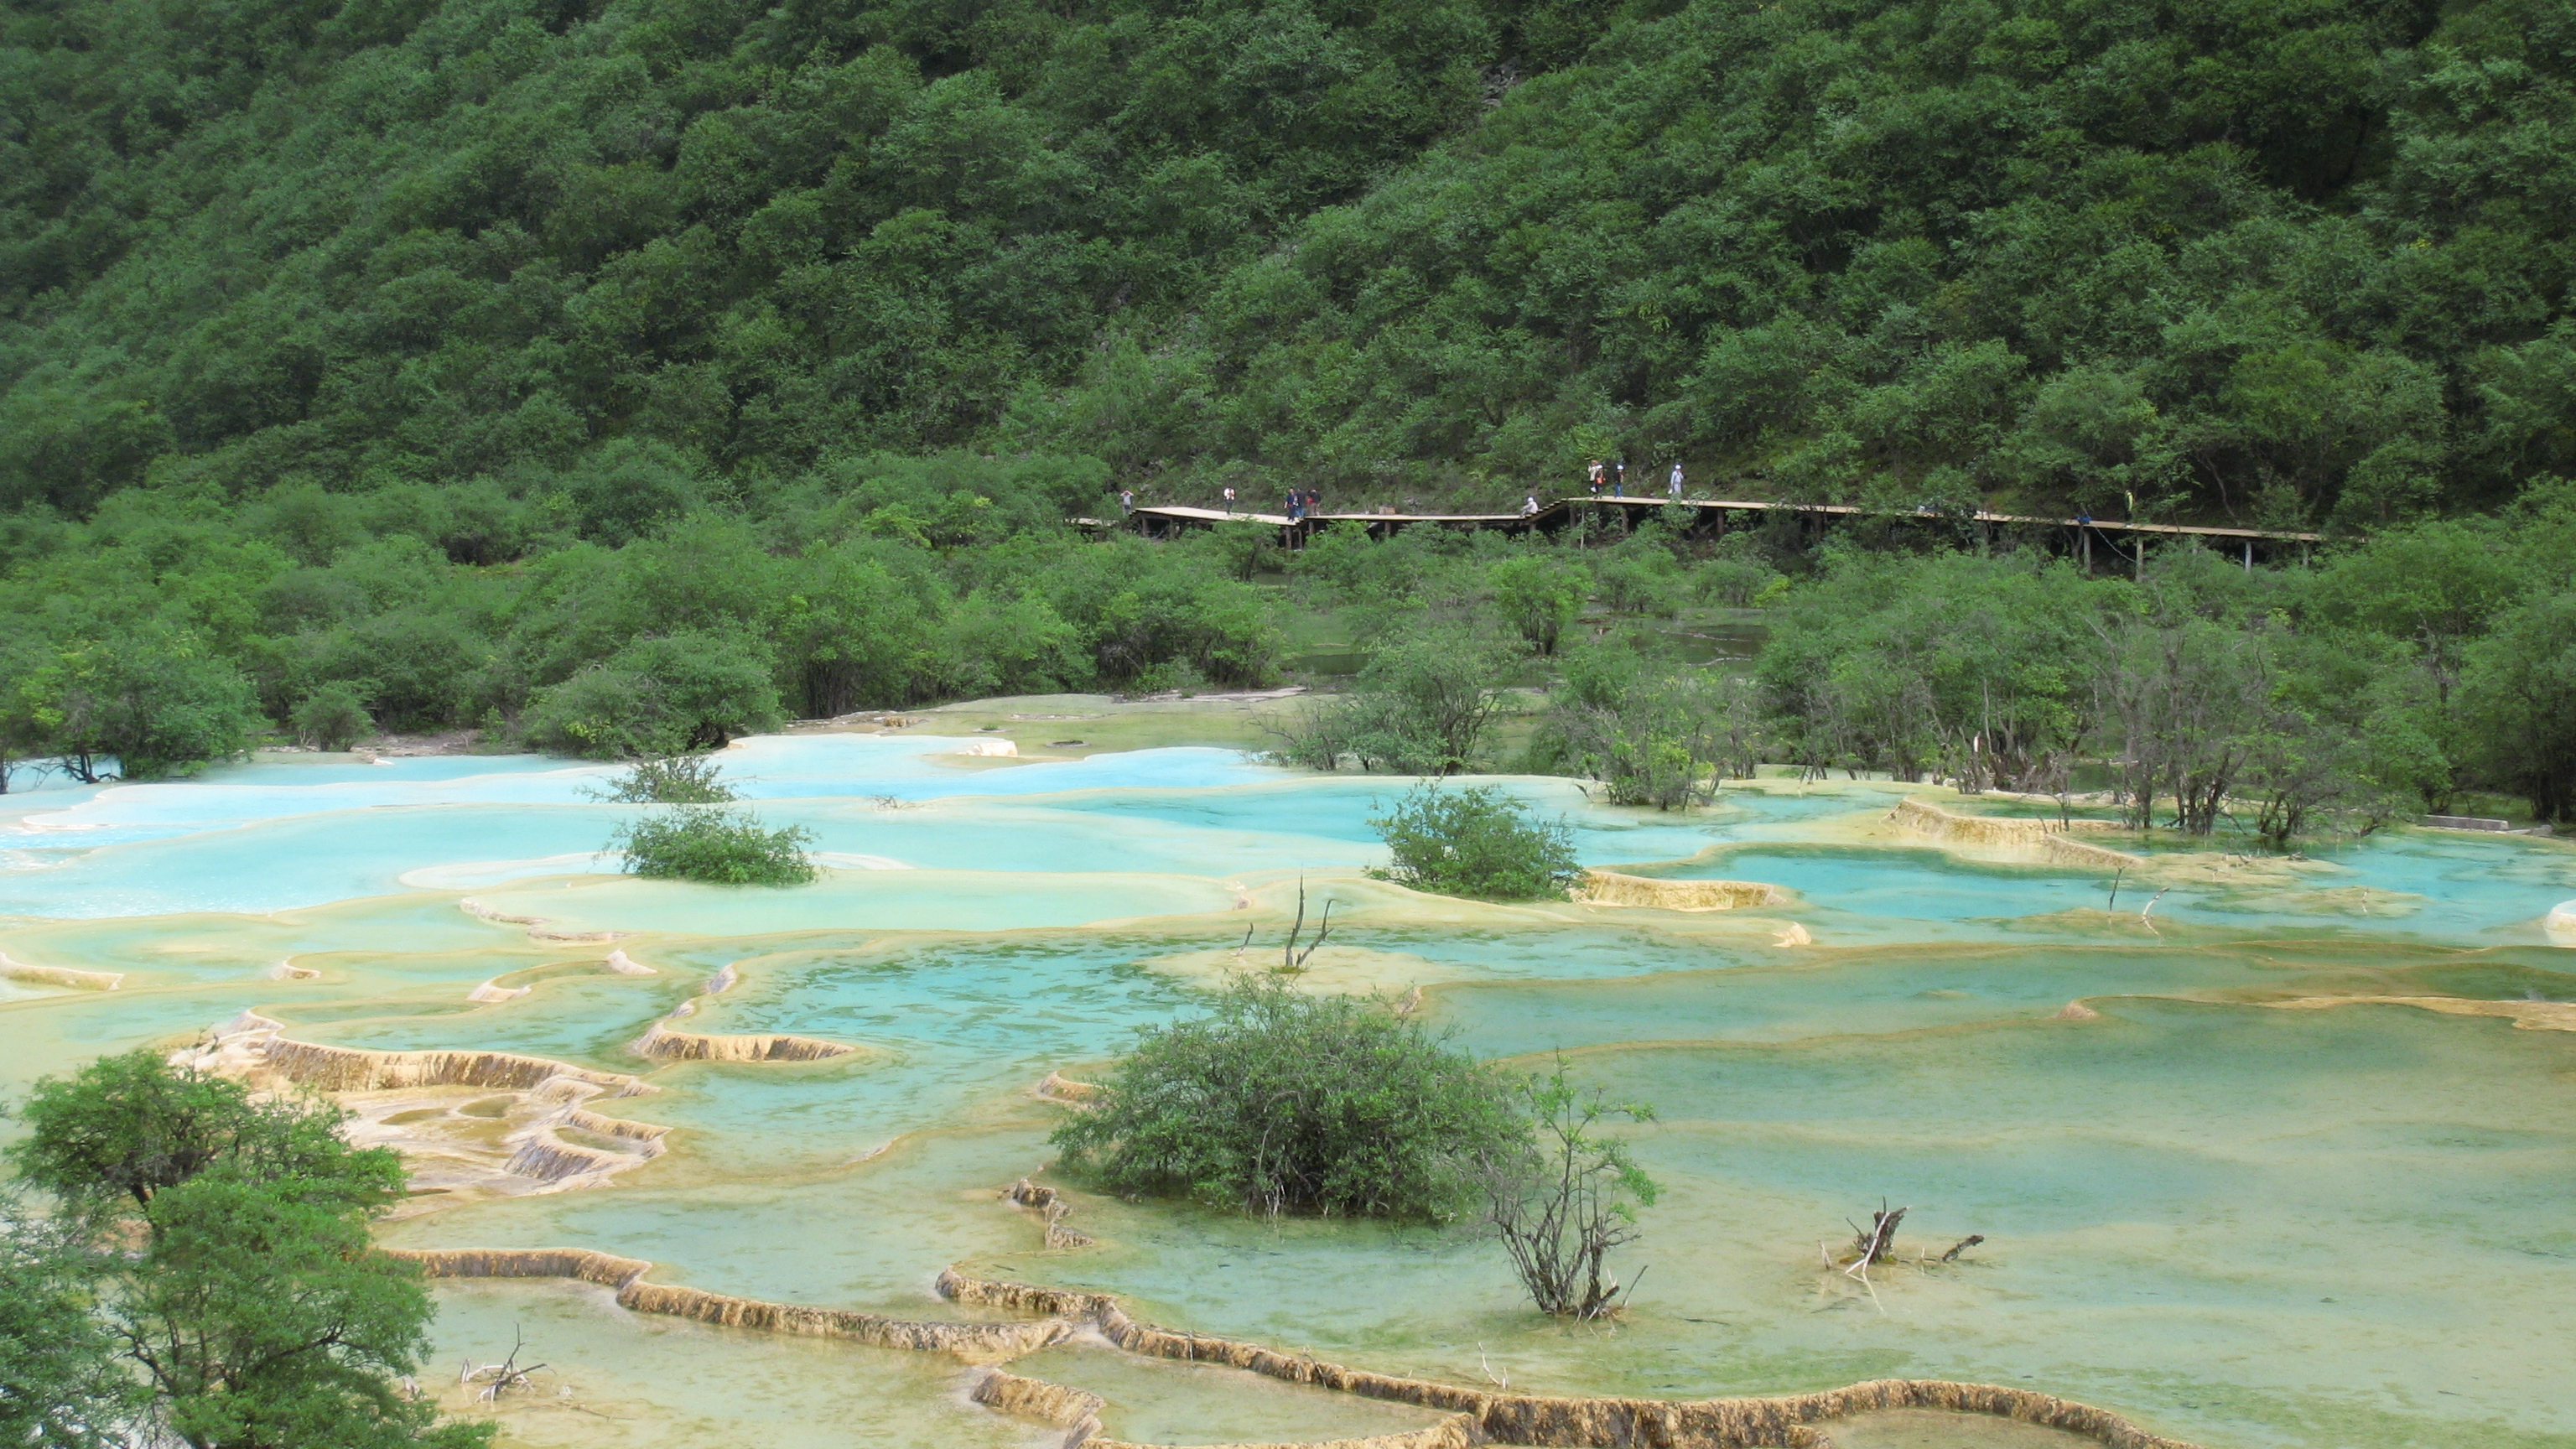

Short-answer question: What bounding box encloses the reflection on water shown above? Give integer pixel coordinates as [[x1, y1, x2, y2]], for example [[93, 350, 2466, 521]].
[[3, 735, 2573, 1449]]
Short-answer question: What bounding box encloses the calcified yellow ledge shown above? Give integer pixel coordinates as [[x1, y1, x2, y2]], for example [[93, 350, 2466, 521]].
[[384, 1244, 2199, 1449], [629, 1021, 860, 1062], [1571, 870, 1789, 911], [1887, 798, 2141, 870], [0, 950, 123, 989], [2264, 995, 2576, 1031], [176, 1016, 673, 1199]]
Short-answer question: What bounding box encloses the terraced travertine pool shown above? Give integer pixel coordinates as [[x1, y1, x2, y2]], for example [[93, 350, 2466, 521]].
[[3, 725, 2573, 1449]]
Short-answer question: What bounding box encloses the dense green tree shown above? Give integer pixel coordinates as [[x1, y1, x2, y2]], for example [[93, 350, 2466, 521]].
[[1760, 551, 2103, 789], [1544, 640, 1764, 808], [0, 1204, 132, 1449], [2459, 593, 2576, 825], [122, 1172, 490, 1449], [523, 631, 782, 756], [8, 1052, 403, 1231], [289, 683, 374, 751], [1488, 555, 1591, 656], [1270, 621, 1515, 772], [8, 1052, 484, 1449], [11, 632, 261, 781]]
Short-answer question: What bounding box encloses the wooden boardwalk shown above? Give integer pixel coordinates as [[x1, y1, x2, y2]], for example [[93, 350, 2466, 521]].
[[1109, 495, 2320, 566]]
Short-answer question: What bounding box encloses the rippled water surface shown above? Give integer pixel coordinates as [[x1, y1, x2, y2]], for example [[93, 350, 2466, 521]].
[[4, 731, 2573, 1449]]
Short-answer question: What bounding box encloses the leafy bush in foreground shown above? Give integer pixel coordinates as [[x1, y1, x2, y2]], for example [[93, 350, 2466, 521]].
[[610, 807, 816, 886], [8, 1051, 489, 1448], [9, 1049, 404, 1229], [1370, 784, 1580, 901], [1051, 977, 1521, 1220]]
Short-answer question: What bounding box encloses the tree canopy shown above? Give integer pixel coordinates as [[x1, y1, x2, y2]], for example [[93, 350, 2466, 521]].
[[8, 1050, 404, 1229], [6, 1051, 488, 1449], [8, 0, 2573, 520]]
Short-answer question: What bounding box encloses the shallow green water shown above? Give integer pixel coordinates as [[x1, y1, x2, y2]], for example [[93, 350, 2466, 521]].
[[3, 735, 2573, 1447]]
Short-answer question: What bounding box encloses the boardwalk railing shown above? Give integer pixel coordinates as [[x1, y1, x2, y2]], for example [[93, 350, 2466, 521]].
[[1101, 495, 2321, 569]]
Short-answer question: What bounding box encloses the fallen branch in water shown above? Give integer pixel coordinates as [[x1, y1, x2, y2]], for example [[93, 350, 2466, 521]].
[[470, 1326, 548, 1404]]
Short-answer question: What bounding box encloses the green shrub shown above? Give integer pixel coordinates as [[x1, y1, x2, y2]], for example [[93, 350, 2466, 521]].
[[291, 683, 374, 751], [1694, 556, 1784, 608], [1544, 643, 1768, 807], [587, 755, 737, 803], [1268, 623, 1515, 774], [1488, 556, 1592, 655], [525, 631, 784, 759], [1479, 1060, 1659, 1319], [522, 665, 649, 757], [1596, 553, 1681, 617], [1368, 783, 1581, 900], [609, 806, 816, 886], [1052, 977, 1522, 1220]]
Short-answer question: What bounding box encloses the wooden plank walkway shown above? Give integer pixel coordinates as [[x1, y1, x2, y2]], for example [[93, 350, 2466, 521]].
[[1114, 496, 2322, 552]]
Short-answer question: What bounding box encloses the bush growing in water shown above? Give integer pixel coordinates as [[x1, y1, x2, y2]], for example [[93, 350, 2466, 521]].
[[609, 806, 816, 886], [587, 754, 738, 803], [1478, 1060, 1659, 1320], [1050, 977, 1521, 1220], [1369, 784, 1579, 901], [1052, 981, 1660, 1316]]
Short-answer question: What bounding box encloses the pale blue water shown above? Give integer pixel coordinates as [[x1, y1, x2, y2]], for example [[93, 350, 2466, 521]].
[[5, 733, 2575, 1449], [1665, 845, 2143, 922]]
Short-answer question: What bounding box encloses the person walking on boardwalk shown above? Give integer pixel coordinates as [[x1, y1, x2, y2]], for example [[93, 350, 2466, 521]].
[[1521, 494, 1540, 517], [1285, 489, 1301, 522], [1667, 461, 1685, 499], [1612, 458, 1625, 493], [1119, 488, 1135, 516], [1587, 460, 1605, 496], [1223, 485, 1237, 514]]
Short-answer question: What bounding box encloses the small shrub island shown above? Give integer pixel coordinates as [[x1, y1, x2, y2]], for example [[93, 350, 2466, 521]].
[[1368, 783, 1580, 901], [1054, 977, 1656, 1318], [1052, 978, 1519, 1220], [594, 756, 818, 886]]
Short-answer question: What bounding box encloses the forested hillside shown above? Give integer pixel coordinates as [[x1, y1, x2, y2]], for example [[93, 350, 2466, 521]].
[[3, 0, 2573, 819], [11, 0, 2576, 518]]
